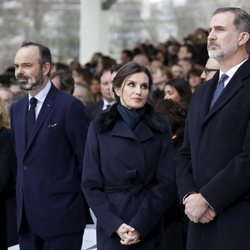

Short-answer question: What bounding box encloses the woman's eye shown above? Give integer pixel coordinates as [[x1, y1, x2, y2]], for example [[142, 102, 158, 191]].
[[141, 84, 149, 89], [128, 82, 135, 87]]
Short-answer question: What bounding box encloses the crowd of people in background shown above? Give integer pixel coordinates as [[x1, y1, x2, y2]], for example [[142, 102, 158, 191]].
[[0, 26, 216, 113]]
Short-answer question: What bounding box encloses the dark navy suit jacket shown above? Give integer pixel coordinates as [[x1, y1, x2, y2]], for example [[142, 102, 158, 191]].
[[176, 59, 250, 250], [10, 84, 90, 237]]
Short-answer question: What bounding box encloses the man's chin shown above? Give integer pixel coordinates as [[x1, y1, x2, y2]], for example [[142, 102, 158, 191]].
[[208, 50, 222, 61], [19, 83, 35, 91]]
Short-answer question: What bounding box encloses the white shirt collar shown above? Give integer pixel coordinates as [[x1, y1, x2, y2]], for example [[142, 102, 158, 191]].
[[102, 98, 116, 110], [220, 58, 248, 87], [28, 81, 52, 118], [28, 81, 51, 104]]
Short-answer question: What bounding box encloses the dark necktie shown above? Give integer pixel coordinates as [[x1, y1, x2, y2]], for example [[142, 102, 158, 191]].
[[26, 97, 37, 143], [210, 74, 228, 109]]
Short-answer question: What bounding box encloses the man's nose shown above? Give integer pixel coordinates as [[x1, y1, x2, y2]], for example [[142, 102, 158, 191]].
[[15, 66, 24, 76]]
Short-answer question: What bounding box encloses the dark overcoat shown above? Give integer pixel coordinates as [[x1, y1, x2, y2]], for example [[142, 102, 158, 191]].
[[0, 128, 17, 248], [176, 59, 250, 250], [82, 104, 177, 250], [10, 84, 90, 238], [86, 99, 104, 120]]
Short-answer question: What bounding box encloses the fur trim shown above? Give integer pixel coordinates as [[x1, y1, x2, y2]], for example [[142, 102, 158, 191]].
[[95, 103, 170, 134]]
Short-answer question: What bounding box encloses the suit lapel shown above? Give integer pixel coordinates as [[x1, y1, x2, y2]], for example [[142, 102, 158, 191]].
[[202, 60, 249, 127], [199, 73, 219, 122], [19, 97, 29, 158], [25, 84, 57, 152]]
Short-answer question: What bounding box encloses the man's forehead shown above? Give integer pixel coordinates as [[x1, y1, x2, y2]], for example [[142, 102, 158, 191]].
[[15, 46, 39, 62], [210, 11, 235, 27], [101, 71, 112, 82]]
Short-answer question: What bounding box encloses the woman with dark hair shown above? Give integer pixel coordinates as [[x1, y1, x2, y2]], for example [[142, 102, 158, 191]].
[[155, 99, 188, 153], [164, 78, 192, 106], [82, 61, 176, 249], [154, 99, 188, 250]]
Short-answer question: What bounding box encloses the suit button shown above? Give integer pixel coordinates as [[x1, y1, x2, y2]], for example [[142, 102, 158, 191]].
[[24, 165, 28, 171]]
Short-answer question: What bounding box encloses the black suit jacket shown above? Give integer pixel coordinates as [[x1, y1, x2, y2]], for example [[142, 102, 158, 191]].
[[177, 59, 250, 250]]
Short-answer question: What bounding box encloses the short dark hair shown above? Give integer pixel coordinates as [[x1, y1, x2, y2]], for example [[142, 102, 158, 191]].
[[21, 41, 52, 69], [122, 49, 133, 59], [50, 70, 75, 94], [112, 61, 153, 102]]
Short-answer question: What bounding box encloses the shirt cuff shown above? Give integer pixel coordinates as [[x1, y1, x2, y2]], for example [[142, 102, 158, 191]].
[[182, 191, 197, 204]]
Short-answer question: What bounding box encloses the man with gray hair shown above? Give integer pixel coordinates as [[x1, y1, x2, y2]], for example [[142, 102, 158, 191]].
[[177, 7, 250, 250]]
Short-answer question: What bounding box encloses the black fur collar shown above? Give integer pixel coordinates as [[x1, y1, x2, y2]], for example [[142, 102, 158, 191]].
[[95, 103, 170, 134]]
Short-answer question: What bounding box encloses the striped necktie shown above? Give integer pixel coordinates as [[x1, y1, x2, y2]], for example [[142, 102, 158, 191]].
[[210, 74, 228, 109]]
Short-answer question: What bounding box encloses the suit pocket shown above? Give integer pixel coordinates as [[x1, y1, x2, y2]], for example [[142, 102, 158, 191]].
[[49, 183, 81, 193], [47, 122, 58, 129]]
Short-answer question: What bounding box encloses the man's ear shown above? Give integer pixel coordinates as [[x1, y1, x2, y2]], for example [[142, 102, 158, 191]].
[[238, 32, 250, 46], [42, 62, 51, 75]]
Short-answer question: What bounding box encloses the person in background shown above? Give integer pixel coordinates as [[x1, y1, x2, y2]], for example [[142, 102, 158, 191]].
[[68, 59, 82, 72], [170, 64, 184, 79], [164, 78, 192, 106], [86, 69, 116, 120], [155, 99, 188, 153], [73, 83, 94, 105], [177, 58, 193, 81], [187, 66, 204, 93], [200, 57, 220, 82], [82, 62, 176, 249], [154, 99, 188, 250], [176, 7, 250, 250], [191, 28, 209, 66], [50, 70, 75, 95], [0, 98, 17, 249], [120, 49, 133, 65], [50, 62, 69, 74], [0, 87, 13, 111], [89, 74, 102, 103], [72, 67, 92, 86], [151, 62, 173, 104], [132, 53, 150, 67], [11, 41, 90, 250], [9, 82, 26, 104], [96, 55, 116, 75], [177, 44, 196, 62]]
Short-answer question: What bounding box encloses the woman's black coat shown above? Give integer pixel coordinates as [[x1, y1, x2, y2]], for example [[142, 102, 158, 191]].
[[82, 104, 177, 249]]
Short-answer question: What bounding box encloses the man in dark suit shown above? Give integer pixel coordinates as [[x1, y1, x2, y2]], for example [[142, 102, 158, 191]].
[[176, 7, 250, 250], [10, 41, 90, 250], [86, 69, 115, 120]]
